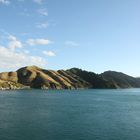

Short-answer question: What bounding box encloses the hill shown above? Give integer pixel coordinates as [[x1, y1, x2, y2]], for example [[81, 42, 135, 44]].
[[0, 66, 139, 90], [101, 71, 140, 88]]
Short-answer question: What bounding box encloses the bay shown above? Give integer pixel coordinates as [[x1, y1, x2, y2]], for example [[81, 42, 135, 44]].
[[0, 89, 140, 140]]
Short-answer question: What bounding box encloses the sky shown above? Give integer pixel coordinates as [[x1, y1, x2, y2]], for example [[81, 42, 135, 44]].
[[0, 0, 140, 76]]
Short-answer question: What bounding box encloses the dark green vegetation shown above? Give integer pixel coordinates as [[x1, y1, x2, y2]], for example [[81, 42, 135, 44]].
[[101, 71, 140, 88], [0, 66, 140, 89]]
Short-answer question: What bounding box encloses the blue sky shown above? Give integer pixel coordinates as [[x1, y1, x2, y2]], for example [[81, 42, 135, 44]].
[[0, 0, 140, 76]]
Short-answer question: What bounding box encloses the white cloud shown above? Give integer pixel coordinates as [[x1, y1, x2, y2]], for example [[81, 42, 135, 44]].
[[27, 38, 52, 46], [8, 35, 23, 51], [0, 34, 47, 70], [36, 22, 49, 29], [38, 8, 48, 16], [23, 50, 30, 54], [0, 0, 10, 5], [43, 50, 55, 57], [65, 41, 79, 47], [0, 45, 46, 70], [33, 0, 43, 4]]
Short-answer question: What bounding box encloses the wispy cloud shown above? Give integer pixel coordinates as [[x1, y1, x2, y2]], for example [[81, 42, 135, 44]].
[[20, 32, 30, 36], [65, 41, 79, 47], [38, 8, 48, 16], [36, 21, 49, 29], [33, 0, 43, 4], [27, 38, 52, 46], [0, 0, 10, 5], [43, 50, 56, 57], [8, 35, 23, 51], [18, 9, 31, 17], [17, 0, 25, 2]]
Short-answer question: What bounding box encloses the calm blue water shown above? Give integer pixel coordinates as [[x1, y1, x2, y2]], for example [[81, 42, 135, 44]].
[[0, 89, 140, 140]]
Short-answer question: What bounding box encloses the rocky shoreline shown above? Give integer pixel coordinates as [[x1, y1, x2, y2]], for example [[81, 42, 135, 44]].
[[0, 80, 30, 90]]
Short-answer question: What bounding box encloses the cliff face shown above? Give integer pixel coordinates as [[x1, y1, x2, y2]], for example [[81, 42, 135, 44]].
[[0, 66, 140, 90]]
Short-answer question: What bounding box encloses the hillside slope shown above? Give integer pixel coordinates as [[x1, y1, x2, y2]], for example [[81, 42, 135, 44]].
[[101, 71, 140, 88], [0, 66, 139, 89]]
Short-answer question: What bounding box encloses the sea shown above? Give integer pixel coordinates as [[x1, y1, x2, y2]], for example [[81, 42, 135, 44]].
[[0, 89, 140, 140]]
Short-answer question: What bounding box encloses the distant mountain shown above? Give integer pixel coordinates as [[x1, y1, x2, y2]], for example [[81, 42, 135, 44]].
[[0, 66, 139, 90]]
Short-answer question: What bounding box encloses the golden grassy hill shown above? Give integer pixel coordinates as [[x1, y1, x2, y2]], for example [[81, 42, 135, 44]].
[[0, 66, 140, 89]]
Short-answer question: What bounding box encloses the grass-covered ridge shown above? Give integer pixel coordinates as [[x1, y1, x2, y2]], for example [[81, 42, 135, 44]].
[[0, 66, 140, 90]]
